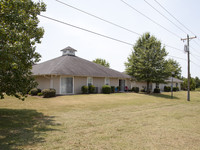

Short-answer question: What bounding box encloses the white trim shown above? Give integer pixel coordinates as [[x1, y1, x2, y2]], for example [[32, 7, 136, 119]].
[[50, 76, 53, 88], [73, 76, 74, 94], [60, 76, 74, 94]]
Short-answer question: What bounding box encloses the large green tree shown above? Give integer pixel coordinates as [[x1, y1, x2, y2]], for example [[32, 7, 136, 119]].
[[125, 32, 170, 93], [0, 0, 46, 100], [166, 58, 182, 79], [181, 77, 196, 91], [93, 58, 110, 68], [194, 77, 200, 88]]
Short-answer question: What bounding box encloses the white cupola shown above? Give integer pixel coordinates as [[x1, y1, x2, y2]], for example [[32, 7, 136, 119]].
[[61, 46, 77, 56]]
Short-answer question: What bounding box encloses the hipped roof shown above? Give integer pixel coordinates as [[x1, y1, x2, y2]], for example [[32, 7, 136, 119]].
[[165, 77, 184, 83], [32, 55, 130, 79]]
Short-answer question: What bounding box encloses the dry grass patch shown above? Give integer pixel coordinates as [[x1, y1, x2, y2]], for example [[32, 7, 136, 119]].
[[0, 91, 200, 149]]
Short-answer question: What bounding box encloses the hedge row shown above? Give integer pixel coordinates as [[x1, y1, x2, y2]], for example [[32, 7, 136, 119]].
[[102, 85, 111, 94], [82, 85, 116, 94], [42, 88, 56, 98], [81, 85, 96, 94], [164, 86, 179, 92], [29, 88, 41, 96], [132, 87, 139, 93], [154, 88, 160, 93], [29, 88, 56, 98]]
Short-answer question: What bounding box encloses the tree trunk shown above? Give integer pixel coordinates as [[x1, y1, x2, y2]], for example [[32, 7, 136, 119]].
[[147, 81, 150, 94]]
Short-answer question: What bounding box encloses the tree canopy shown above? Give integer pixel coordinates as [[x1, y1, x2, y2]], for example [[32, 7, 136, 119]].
[[165, 59, 182, 79], [93, 58, 110, 68], [194, 77, 200, 88], [0, 0, 46, 100], [125, 32, 178, 92], [181, 77, 196, 91]]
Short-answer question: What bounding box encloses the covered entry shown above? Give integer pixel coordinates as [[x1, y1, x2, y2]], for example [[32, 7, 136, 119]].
[[60, 77, 73, 94]]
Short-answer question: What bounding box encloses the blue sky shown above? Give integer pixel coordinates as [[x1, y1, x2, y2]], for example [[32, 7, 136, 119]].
[[35, 0, 200, 78]]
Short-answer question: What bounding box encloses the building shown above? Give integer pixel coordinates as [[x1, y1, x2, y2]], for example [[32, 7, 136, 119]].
[[32, 46, 131, 95], [131, 77, 183, 92]]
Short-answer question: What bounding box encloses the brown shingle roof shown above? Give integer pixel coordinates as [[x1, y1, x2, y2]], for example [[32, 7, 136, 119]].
[[32, 55, 131, 78]]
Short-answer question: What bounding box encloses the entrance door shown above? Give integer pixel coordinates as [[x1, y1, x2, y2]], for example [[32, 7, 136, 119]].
[[61, 77, 73, 94], [119, 79, 125, 92]]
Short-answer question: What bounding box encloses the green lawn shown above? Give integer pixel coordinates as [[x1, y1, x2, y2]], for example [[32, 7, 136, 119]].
[[1, 91, 200, 150]]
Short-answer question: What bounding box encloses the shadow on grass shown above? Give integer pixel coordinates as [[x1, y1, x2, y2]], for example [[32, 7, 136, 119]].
[[0, 109, 60, 150], [138, 92, 180, 100]]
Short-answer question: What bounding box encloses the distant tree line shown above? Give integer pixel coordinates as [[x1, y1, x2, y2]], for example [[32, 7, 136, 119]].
[[181, 76, 200, 91]]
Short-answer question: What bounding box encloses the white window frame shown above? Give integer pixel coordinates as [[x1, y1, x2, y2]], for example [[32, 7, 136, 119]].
[[87, 77, 93, 86], [105, 77, 110, 85], [60, 76, 74, 94]]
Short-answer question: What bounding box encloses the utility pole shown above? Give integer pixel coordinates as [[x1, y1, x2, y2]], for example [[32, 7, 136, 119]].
[[181, 35, 196, 101]]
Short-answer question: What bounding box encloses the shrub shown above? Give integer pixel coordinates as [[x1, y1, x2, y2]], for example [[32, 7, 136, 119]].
[[37, 92, 43, 96], [154, 88, 160, 93], [164, 86, 171, 92], [81, 85, 88, 94], [30, 88, 41, 96], [177, 87, 180, 91], [141, 88, 146, 92], [173, 87, 179, 92], [135, 87, 139, 93], [102, 85, 111, 94], [88, 85, 95, 93], [111, 86, 115, 93], [42, 88, 56, 98], [132, 87, 139, 93], [132, 87, 135, 92]]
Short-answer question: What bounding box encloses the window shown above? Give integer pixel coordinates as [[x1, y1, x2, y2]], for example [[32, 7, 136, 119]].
[[156, 83, 159, 88], [87, 77, 93, 86], [105, 78, 110, 85], [61, 77, 73, 94], [176, 83, 178, 87]]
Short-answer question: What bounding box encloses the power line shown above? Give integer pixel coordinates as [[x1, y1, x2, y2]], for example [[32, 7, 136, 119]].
[[191, 53, 200, 61], [168, 55, 200, 68], [154, 0, 200, 50], [144, 0, 188, 35], [120, 0, 181, 39], [154, 0, 196, 37], [164, 44, 183, 52], [190, 46, 200, 57], [39, 15, 200, 70], [168, 55, 187, 61], [193, 40, 200, 48], [39, 14, 133, 46], [191, 53, 200, 58], [154, 0, 200, 47], [55, 0, 184, 53], [191, 60, 200, 68], [56, 0, 141, 36]]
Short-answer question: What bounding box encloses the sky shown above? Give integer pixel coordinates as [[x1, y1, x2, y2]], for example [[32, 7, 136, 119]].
[[35, 0, 200, 78]]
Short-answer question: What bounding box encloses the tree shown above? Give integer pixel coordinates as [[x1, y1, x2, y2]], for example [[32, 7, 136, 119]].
[[93, 58, 110, 68], [125, 32, 170, 93], [181, 77, 196, 91], [166, 59, 182, 79], [195, 77, 200, 88], [0, 0, 46, 100]]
